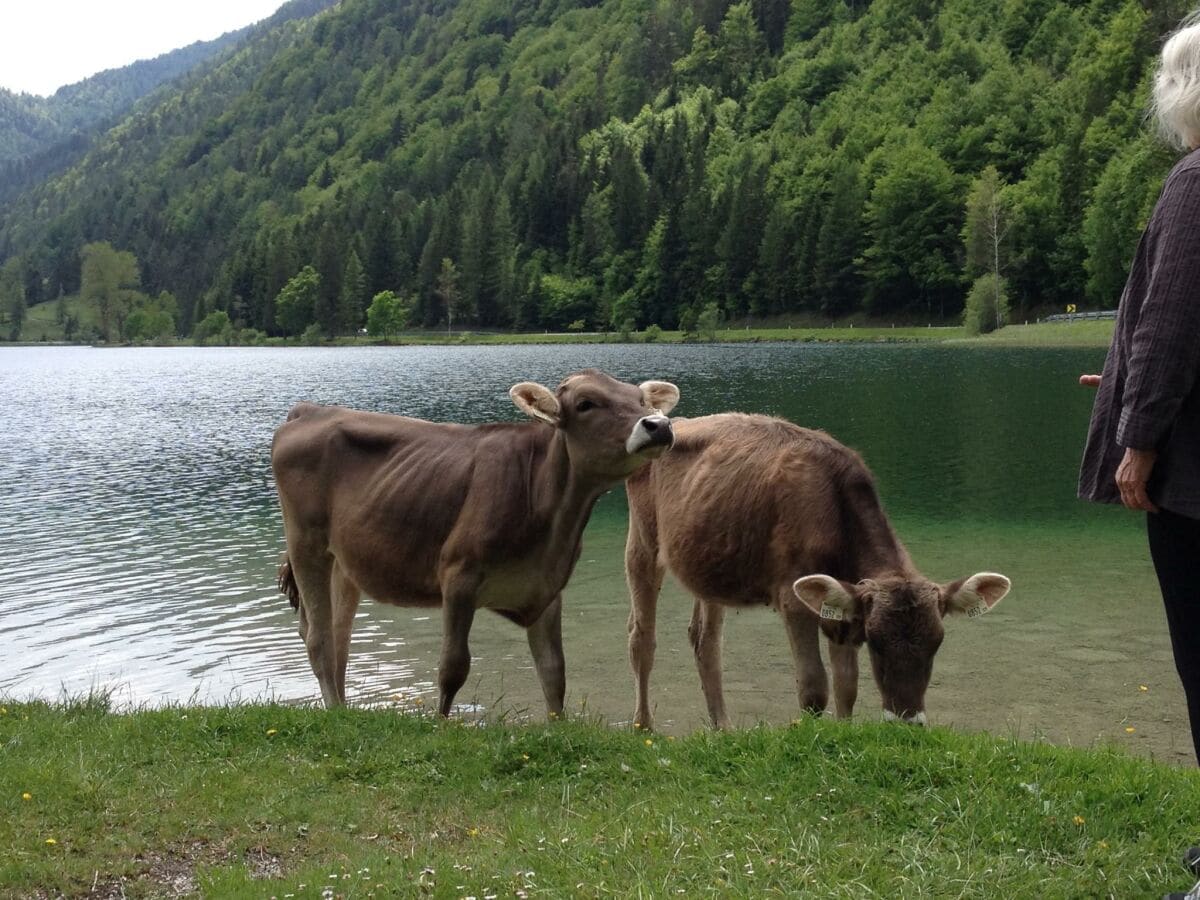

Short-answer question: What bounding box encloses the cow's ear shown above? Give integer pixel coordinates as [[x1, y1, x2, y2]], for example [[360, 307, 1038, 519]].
[[639, 380, 680, 415], [510, 382, 561, 426], [791, 574, 860, 623], [943, 572, 1010, 618]]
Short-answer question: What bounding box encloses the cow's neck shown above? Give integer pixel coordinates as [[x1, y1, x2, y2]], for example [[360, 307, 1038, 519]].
[[531, 430, 608, 565], [840, 499, 918, 582]]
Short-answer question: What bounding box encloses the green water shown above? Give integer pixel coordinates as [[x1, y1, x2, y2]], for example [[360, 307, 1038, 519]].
[[1, 343, 1187, 763]]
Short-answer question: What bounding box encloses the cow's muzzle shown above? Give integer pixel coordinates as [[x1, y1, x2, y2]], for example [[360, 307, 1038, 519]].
[[883, 709, 928, 727], [626, 414, 674, 455]]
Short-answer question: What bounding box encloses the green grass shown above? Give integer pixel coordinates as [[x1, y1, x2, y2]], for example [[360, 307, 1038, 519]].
[[9, 298, 1116, 348], [0, 699, 1196, 897], [952, 320, 1117, 347], [346, 325, 963, 346], [10, 296, 97, 343]]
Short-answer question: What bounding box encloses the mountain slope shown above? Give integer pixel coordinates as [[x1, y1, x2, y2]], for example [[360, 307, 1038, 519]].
[[0, 0, 338, 198], [0, 0, 1190, 336]]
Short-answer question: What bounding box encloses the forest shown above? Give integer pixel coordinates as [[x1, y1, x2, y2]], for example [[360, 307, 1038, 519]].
[[0, 0, 337, 203], [0, 0, 1191, 340]]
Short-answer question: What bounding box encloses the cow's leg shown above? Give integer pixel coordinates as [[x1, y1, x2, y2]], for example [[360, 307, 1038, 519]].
[[330, 560, 361, 705], [626, 526, 665, 730], [781, 604, 829, 715], [289, 548, 341, 708], [437, 577, 478, 717], [526, 594, 565, 719], [827, 639, 859, 719], [688, 599, 730, 730]]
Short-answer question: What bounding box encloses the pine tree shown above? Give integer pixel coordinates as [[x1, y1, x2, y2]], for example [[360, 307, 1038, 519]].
[[313, 220, 343, 336], [339, 250, 367, 334]]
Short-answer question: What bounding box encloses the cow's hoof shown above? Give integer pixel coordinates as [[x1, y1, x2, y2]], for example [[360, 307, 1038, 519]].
[[1185, 847, 1200, 876]]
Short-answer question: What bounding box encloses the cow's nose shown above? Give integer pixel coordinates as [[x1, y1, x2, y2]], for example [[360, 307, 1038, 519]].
[[641, 415, 673, 445], [883, 709, 928, 727], [626, 415, 674, 454]]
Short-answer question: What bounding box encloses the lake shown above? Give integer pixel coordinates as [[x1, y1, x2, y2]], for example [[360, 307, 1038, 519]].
[[0, 343, 1189, 763]]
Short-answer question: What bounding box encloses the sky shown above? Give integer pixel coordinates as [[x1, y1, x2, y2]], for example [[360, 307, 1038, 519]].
[[0, 0, 288, 97]]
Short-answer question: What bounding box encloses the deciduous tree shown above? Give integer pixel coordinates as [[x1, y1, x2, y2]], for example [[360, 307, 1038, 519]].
[[275, 266, 320, 337]]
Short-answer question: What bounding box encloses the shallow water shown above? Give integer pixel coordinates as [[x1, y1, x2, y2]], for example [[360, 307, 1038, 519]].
[[0, 343, 1189, 763]]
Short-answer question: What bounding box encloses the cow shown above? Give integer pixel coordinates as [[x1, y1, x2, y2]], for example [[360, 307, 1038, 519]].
[[624, 412, 1010, 730], [272, 369, 680, 718]]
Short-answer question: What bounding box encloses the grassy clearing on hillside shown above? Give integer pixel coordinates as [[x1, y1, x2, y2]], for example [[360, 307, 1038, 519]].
[[0, 699, 1196, 898], [12, 296, 97, 343]]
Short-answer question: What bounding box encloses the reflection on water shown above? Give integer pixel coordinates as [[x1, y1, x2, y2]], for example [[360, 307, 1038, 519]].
[[0, 343, 1189, 763]]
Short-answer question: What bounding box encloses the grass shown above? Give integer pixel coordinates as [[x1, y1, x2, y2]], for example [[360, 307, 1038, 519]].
[[10, 296, 98, 343], [952, 320, 1118, 347], [1, 698, 1197, 898], [8, 297, 1119, 348], [366, 324, 965, 345]]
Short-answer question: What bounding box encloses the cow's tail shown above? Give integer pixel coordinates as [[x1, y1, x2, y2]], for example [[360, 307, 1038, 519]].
[[277, 554, 300, 611]]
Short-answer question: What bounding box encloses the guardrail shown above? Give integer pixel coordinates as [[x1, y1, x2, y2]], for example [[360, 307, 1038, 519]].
[[1041, 310, 1118, 322]]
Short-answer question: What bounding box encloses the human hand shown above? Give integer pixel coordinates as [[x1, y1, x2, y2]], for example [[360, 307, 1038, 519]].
[[1079, 374, 1101, 388], [1115, 447, 1159, 512]]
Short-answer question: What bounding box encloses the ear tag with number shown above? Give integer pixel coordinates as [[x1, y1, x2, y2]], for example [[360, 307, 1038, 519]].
[[965, 593, 989, 618], [819, 603, 844, 622]]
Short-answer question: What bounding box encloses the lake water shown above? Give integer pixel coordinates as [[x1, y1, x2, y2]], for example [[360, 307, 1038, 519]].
[[0, 343, 1190, 763]]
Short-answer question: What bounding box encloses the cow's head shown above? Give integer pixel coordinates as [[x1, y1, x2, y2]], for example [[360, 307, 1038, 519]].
[[510, 369, 679, 479], [790, 572, 1010, 725]]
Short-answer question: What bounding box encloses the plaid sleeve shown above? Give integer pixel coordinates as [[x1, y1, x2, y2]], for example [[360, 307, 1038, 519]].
[[1117, 167, 1200, 450]]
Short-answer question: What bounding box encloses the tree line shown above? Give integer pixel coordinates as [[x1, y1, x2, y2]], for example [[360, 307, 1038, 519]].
[[0, 0, 1189, 341]]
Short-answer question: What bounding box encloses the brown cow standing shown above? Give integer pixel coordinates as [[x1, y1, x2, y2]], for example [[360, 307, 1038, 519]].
[[624, 413, 1010, 730], [272, 369, 680, 717]]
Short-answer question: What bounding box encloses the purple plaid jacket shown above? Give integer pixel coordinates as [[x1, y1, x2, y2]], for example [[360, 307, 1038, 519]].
[[1079, 149, 1200, 520]]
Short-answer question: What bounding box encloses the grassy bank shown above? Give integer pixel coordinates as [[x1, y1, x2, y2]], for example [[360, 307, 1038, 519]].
[[1, 700, 1196, 898], [10, 296, 1118, 348], [953, 320, 1118, 347]]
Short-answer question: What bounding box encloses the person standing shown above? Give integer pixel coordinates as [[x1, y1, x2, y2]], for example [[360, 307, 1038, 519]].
[[1079, 13, 1200, 772]]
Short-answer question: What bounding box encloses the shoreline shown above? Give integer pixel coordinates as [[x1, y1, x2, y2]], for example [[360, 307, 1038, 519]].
[[3, 320, 1116, 350]]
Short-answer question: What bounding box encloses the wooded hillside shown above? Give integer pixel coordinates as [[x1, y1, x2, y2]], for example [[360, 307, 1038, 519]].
[[0, 0, 337, 202], [0, 0, 1188, 338]]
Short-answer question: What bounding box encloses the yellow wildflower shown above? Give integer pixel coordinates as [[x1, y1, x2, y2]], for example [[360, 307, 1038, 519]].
[[21, 793, 31, 801], [45, 838, 56, 845], [1139, 685, 1149, 692], [266, 728, 278, 736], [644, 739, 653, 747], [1125, 727, 1136, 734], [1073, 816, 1085, 826]]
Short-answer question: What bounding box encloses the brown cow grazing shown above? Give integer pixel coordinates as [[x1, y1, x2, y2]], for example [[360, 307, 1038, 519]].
[[272, 369, 680, 717], [624, 413, 1010, 730]]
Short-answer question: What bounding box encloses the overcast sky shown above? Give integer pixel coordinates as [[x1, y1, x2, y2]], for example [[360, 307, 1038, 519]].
[[0, 1, 287, 97]]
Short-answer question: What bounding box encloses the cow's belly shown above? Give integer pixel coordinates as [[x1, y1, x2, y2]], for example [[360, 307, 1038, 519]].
[[659, 511, 778, 607], [475, 566, 559, 622]]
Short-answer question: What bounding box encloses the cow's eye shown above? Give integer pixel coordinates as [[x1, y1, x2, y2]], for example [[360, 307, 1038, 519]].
[[576, 399, 596, 413]]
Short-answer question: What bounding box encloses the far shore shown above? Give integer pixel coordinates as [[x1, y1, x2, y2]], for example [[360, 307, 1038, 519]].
[[6, 319, 1117, 350]]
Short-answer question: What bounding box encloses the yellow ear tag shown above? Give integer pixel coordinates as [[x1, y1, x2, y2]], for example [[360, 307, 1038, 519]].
[[819, 603, 844, 622], [965, 594, 989, 618]]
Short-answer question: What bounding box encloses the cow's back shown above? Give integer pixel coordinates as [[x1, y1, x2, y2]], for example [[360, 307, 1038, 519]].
[[631, 413, 880, 605]]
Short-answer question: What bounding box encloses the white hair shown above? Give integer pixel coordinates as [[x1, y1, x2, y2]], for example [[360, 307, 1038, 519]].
[[1153, 12, 1200, 151]]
